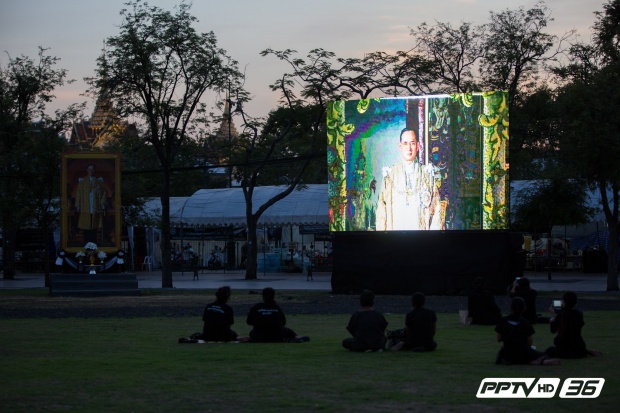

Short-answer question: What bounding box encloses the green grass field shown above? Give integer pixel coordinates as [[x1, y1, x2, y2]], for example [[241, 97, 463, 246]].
[[1, 310, 618, 412]]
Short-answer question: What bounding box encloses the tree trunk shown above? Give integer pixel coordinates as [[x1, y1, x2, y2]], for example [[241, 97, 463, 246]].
[[245, 217, 258, 280], [160, 169, 173, 288], [607, 221, 619, 291]]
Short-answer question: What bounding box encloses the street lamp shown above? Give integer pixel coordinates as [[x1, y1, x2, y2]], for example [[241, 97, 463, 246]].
[[227, 81, 242, 188]]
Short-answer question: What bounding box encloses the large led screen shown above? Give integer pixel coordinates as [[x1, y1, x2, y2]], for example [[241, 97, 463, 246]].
[[327, 91, 509, 231]]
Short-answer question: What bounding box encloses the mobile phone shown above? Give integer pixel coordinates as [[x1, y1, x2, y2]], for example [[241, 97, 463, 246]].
[[553, 300, 562, 312]]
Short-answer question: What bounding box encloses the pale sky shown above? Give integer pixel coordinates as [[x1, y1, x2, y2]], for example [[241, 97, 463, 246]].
[[0, 0, 605, 121]]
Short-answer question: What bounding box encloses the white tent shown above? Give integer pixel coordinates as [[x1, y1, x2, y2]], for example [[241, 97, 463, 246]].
[[143, 184, 328, 227]]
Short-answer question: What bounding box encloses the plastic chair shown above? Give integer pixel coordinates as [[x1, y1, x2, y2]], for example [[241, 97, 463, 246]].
[[141, 256, 152, 271]]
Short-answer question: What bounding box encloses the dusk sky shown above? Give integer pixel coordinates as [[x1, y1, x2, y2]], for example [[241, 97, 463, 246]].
[[0, 0, 605, 121]]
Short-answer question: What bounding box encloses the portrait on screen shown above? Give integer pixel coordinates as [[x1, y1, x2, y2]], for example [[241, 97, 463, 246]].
[[327, 91, 509, 232], [61, 153, 121, 252]]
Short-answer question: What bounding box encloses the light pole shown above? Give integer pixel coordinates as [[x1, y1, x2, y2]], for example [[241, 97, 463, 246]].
[[227, 81, 242, 188]]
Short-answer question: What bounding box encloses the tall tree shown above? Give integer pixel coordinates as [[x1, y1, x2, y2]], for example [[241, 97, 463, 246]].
[[554, 0, 620, 291], [412, 21, 486, 93], [231, 49, 335, 279], [231, 105, 326, 280], [0, 47, 79, 279], [18, 120, 74, 284], [89, 0, 240, 287], [512, 179, 595, 235], [479, 1, 562, 110], [509, 85, 561, 179]]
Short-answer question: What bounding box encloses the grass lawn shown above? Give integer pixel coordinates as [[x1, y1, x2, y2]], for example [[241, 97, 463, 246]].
[[1, 311, 618, 412]]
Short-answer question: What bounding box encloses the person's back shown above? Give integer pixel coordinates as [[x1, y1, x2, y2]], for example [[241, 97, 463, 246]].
[[346, 309, 389, 351], [510, 277, 538, 324], [247, 301, 287, 342], [405, 306, 437, 351], [468, 277, 501, 325], [403, 292, 437, 351], [496, 313, 533, 362], [343, 290, 388, 352], [389, 292, 437, 352], [495, 297, 561, 366], [548, 291, 589, 358], [202, 301, 235, 341], [551, 308, 587, 358], [247, 287, 291, 342], [202, 286, 237, 342]]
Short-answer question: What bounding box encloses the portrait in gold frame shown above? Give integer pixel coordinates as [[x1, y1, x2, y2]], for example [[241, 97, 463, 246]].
[[61, 153, 121, 253]]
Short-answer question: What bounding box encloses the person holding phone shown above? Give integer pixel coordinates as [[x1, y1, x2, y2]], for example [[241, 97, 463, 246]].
[[509, 276, 540, 324], [495, 297, 561, 365], [545, 291, 602, 358]]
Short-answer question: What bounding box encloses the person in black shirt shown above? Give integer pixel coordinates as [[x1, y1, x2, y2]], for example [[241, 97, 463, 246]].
[[246, 287, 309, 343], [390, 292, 437, 352], [202, 286, 238, 342], [343, 290, 388, 352], [509, 277, 540, 324], [468, 276, 502, 325], [495, 297, 560, 365], [545, 291, 602, 358]]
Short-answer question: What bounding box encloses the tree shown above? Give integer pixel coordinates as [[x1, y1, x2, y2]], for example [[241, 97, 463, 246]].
[[0, 47, 79, 279], [19, 121, 76, 284], [509, 86, 562, 179], [512, 179, 595, 235], [229, 47, 377, 280], [551, 0, 620, 291], [90, 0, 240, 287], [232, 51, 332, 279], [412, 21, 486, 93], [479, 1, 563, 111]]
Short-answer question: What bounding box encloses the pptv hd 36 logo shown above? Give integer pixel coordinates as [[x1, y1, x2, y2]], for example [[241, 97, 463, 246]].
[[477, 378, 605, 398]]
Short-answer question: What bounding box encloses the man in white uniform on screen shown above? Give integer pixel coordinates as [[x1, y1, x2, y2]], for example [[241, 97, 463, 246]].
[[376, 128, 444, 230]]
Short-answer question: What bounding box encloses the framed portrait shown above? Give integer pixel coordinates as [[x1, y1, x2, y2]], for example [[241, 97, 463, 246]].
[[61, 153, 121, 253]]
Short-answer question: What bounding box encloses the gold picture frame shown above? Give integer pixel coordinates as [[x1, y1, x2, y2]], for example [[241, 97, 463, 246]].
[[61, 153, 121, 253]]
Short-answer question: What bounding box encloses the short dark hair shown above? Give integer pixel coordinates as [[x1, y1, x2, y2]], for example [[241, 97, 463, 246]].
[[516, 277, 530, 291], [562, 291, 578, 309], [262, 287, 276, 304], [412, 292, 426, 308], [359, 290, 375, 307], [399, 128, 417, 143], [215, 286, 231, 302]]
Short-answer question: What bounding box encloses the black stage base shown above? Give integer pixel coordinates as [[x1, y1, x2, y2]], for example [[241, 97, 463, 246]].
[[49, 273, 140, 297], [330, 231, 523, 295]]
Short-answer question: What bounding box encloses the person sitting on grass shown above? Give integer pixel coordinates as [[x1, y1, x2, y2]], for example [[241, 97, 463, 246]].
[[342, 290, 388, 352], [467, 276, 502, 325], [545, 291, 603, 359], [246, 287, 309, 343], [389, 292, 437, 352], [495, 297, 560, 365], [509, 277, 542, 324], [201, 286, 239, 342]]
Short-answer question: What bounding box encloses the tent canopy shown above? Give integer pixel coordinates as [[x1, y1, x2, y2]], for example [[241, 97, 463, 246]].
[[144, 185, 328, 227]]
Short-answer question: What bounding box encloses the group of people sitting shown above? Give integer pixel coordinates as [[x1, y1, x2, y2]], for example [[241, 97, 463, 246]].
[[343, 290, 438, 353], [183, 277, 601, 367], [185, 286, 309, 344], [467, 276, 602, 365]]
